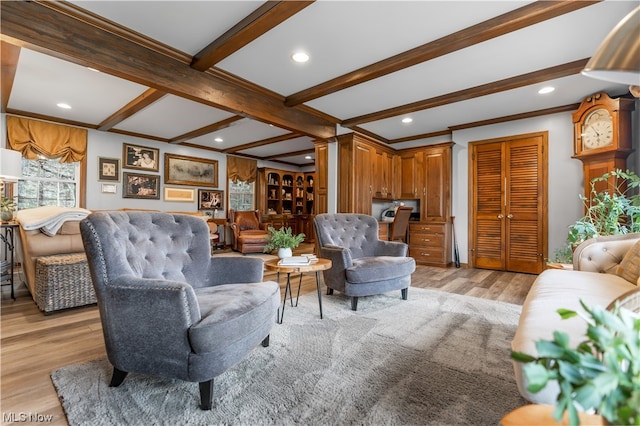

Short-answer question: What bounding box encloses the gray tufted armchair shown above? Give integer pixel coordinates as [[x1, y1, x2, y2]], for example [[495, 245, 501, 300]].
[[80, 211, 280, 410], [314, 213, 416, 311]]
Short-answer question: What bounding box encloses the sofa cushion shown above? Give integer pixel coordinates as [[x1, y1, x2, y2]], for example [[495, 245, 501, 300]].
[[616, 239, 640, 284], [346, 256, 415, 283]]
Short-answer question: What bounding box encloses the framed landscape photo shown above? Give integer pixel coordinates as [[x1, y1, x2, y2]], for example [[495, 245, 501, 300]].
[[98, 157, 120, 181], [123, 143, 160, 172], [123, 172, 160, 199], [198, 189, 223, 210], [165, 153, 218, 187], [164, 187, 196, 203]]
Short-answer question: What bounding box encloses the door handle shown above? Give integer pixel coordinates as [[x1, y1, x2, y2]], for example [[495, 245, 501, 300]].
[[507, 214, 513, 219], [497, 214, 504, 219]]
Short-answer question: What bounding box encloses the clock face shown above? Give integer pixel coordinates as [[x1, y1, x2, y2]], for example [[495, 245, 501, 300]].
[[581, 108, 613, 150]]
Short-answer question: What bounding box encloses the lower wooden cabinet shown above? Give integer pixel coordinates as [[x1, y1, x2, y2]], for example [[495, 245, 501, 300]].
[[408, 222, 451, 267]]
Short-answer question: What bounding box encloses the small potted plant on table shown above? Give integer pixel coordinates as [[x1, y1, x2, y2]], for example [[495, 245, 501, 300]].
[[263, 226, 305, 258]]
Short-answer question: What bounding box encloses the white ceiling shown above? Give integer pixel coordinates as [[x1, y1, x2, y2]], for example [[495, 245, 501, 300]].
[[2, 1, 637, 167]]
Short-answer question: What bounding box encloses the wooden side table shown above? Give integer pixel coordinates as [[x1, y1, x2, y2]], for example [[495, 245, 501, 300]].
[[501, 404, 602, 426], [264, 258, 331, 324]]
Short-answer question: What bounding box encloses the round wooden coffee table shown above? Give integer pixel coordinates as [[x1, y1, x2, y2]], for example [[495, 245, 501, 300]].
[[264, 258, 331, 324]]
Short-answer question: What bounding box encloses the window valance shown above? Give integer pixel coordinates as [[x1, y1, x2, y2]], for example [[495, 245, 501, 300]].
[[6, 116, 87, 163], [227, 155, 257, 183]]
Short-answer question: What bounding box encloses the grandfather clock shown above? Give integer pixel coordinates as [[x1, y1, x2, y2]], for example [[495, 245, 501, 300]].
[[572, 92, 635, 199]]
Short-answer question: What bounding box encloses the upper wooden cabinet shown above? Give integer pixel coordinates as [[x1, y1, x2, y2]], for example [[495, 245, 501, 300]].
[[373, 149, 394, 200], [399, 143, 452, 223]]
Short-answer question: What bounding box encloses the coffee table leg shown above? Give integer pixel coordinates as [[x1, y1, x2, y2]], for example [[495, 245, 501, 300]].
[[278, 272, 292, 324], [294, 273, 303, 307], [316, 271, 323, 319]]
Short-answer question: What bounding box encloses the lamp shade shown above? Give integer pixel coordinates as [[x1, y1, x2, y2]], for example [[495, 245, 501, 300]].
[[581, 6, 640, 86], [0, 148, 23, 182]]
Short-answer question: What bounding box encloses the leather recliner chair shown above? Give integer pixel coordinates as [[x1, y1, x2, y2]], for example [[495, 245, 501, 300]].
[[229, 209, 271, 254]]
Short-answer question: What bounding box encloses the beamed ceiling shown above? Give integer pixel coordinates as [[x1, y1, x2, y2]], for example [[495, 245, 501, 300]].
[[1, 1, 637, 167]]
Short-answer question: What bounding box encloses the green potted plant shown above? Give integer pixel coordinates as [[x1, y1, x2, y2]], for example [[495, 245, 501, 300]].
[[0, 196, 16, 222], [263, 226, 305, 258], [511, 300, 640, 426], [553, 169, 640, 264]]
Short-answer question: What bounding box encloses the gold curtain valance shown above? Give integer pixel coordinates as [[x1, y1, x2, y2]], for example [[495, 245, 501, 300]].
[[6, 116, 87, 163], [227, 155, 257, 183]]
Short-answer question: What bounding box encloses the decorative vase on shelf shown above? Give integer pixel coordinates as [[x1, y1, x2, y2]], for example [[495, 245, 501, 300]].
[[277, 248, 292, 259]]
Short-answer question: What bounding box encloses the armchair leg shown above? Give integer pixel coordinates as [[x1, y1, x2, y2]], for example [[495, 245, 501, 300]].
[[351, 297, 358, 311], [401, 288, 408, 300], [109, 368, 128, 387], [199, 379, 214, 410], [261, 334, 270, 347], [327, 288, 334, 295]]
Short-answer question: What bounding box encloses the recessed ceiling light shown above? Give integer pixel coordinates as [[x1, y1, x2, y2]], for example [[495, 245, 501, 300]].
[[401, 117, 413, 124], [214, 137, 223, 143], [305, 155, 312, 160], [538, 86, 555, 94], [291, 52, 309, 63], [56, 103, 72, 109]]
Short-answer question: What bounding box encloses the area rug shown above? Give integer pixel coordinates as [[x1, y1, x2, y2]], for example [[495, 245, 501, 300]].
[[51, 288, 526, 426]]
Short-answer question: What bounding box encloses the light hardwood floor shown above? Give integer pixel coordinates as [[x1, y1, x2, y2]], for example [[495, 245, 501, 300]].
[[0, 252, 536, 426]]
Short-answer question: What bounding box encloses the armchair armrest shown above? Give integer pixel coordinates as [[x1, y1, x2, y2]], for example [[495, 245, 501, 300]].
[[208, 256, 264, 285], [102, 276, 201, 366], [573, 233, 640, 274], [373, 240, 408, 257]]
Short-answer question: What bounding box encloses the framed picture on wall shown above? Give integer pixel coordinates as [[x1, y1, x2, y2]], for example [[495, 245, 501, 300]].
[[198, 189, 223, 210], [123, 172, 160, 199], [165, 154, 218, 187], [164, 187, 196, 203], [123, 143, 160, 172], [98, 157, 120, 181]]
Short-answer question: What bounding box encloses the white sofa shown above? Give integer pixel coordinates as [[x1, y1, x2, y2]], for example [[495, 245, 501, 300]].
[[511, 233, 640, 404]]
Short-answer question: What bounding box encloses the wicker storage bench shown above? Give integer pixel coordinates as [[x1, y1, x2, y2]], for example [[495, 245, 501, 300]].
[[35, 253, 96, 314]]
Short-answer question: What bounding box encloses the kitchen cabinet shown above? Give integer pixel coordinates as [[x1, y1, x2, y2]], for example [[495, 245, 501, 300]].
[[373, 150, 394, 199]]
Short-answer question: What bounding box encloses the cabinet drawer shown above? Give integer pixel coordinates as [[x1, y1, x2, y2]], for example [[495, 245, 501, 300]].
[[409, 247, 445, 263], [409, 232, 444, 248], [409, 223, 445, 234]]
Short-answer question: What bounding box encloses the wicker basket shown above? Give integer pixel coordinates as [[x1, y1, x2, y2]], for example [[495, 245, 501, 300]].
[[35, 253, 96, 314]]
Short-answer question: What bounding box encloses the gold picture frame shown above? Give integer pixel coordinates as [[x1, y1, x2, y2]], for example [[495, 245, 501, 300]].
[[164, 153, 218, 187]]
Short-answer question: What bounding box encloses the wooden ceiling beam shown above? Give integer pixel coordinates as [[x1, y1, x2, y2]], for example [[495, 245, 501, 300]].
[[1, 41, 20, 113], [388, 130, 452, 144], [191, 1, 314, 71], [224, 132, 302, 153], [284, 0, 599, 107], [169, 116, 244, 144], [448, 103, 580, 131], [341, 59, 589, 127], [0, 1, 335, 139], [98, 88, 166, 131]]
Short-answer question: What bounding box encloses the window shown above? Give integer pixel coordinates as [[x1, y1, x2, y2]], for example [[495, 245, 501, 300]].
[[18, 157, 80, 209], [228, 179, 254, 212]]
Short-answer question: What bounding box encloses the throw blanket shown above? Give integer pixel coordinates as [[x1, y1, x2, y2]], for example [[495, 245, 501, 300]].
[[16, 206, 91, 237]]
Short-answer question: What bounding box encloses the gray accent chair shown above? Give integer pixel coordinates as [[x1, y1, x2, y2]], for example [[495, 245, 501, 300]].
[[80, 211, 280, 410], [313, 213, 416, 311]]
